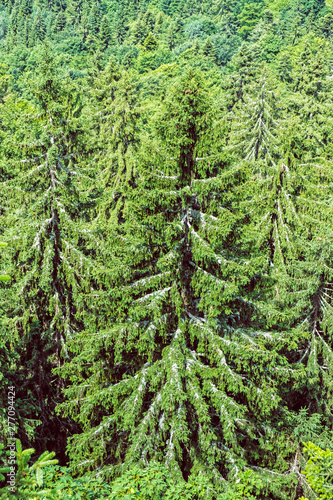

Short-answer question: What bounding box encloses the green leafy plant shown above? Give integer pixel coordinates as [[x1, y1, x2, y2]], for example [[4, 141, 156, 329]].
[[0, 444, 10, 482], [299, 442, 333, 500], [0, 439, 58, 498], [108, 463, 234, 500], [36, 465, 111, 499], [0, 440, 111, 499]]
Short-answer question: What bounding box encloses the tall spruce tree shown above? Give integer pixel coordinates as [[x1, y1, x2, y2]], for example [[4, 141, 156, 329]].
[[0, 49, 99, 457], [65, 0, 78, 26], [224, 43, 261, 110], [31, 9, 46, 42], [99, 15, 111, 50], [228, 76, 280, 164], [59, 69, 300, 490], [53, 10, 66, 33], [275, 43, 333, 422], [228, 54, 333, 455], [226, 75, 300, 274], [81, 62, 139, 227]]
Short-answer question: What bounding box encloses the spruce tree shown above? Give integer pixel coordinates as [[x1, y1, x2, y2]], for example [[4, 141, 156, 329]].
[[80, 55, 121, 177], [0, 49, 99, 456], [229, 55, 333, 451], [226, 75, 299, 327], [32, 10, 46, 42], [9, 0, 19, 34], [130, 17, 146, 45], [0, 243, 10, 282], [5, 24, 16, 50], [60, 69, 300, 487], [282, 43, 332, 165], [18, 16, 26, 43], [229, 76, 280, 163], [142, 32, 158, 51], [65, 0, 77, 26], [78, 0, 89, 41], [85, 2, 101, 50], [53, 10, 66, 33], [87, 2, 100, 37], [0, 243, 12, 450], [224, 43, 261, 109], [20, 0, 32, 16], [114, 13, 127, 44], [201, 36, 217, 63], [303, 0, 325, 16], [154, 11, 164, 34], [166, 20, 177, 49], [141, 9, 154, 33], [160, 0, 171, 15], [276, 43, 333, 421], [170, 0, 182, 15], [51, 0, 66, 14], [82, 63, 140, 230], [237, 2, 264, 39], [276, 52, 293, 83], [99, 15, 110, 49], [16, 17, 29, 46], [318, 12, 333, 39]]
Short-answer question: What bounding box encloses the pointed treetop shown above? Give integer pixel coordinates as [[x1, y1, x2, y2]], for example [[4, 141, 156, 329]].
[[142, 32, 158, 51]]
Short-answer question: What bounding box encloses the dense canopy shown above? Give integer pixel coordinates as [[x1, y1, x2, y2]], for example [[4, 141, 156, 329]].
[[1, 0, 333, 498]]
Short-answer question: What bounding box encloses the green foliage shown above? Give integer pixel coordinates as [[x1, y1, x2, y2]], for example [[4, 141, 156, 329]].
[[238, 2, 264, 38], [99, 15, 111, 49], [31, 10, 46, 43], [142, 32, 158, 51], [300, 442, 333, 499], [0, 439, 58, 498], [1, 0, 333, 499], [108, 463, 211, 500], [0, 444, 10, 482], [53, 11, 66, 33], [107, 464, 296, 500], [0, 47, 99, 455], [57, 68, 300, 500], [0, 439, 111, 499], [201, 37, 217, 62], [0, 243, 10, 282]]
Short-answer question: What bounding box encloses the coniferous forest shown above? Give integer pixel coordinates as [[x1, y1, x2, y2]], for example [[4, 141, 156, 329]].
[[1, 0, 333, 498]]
